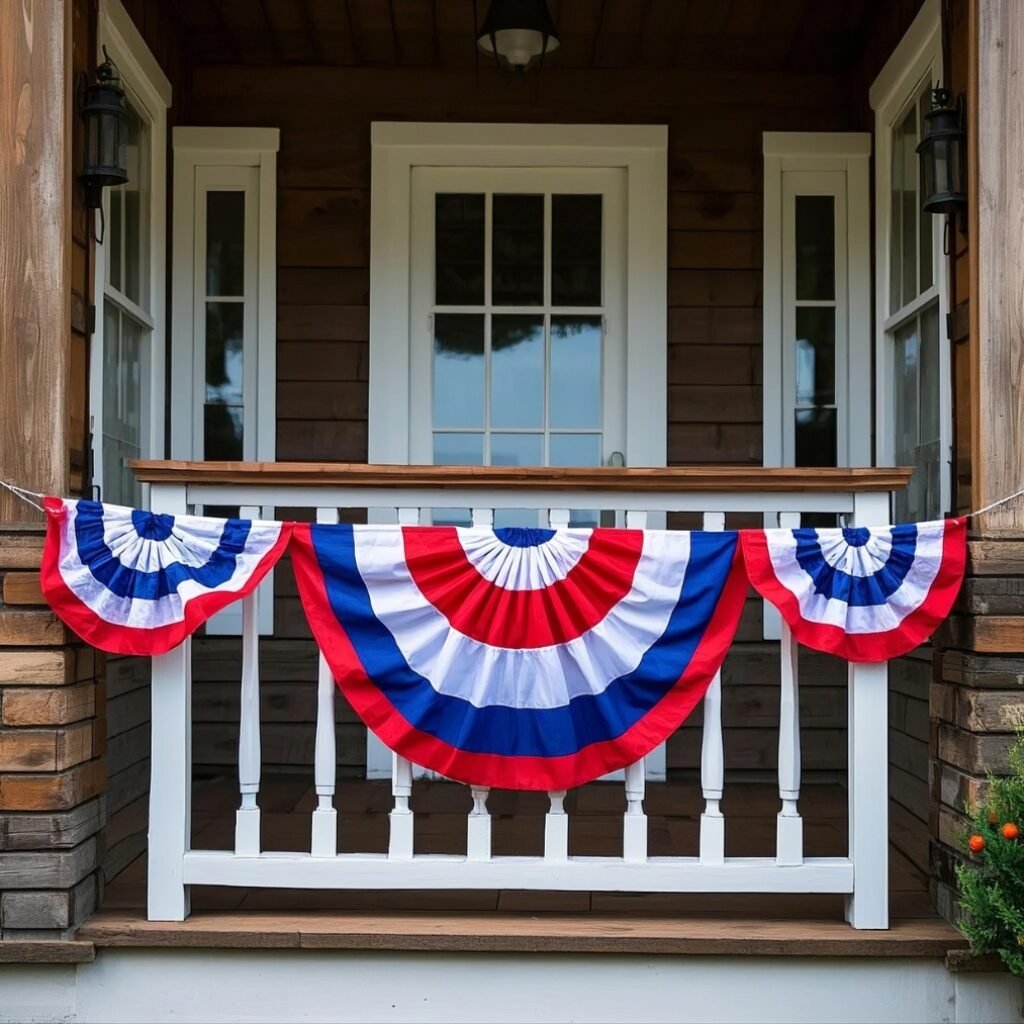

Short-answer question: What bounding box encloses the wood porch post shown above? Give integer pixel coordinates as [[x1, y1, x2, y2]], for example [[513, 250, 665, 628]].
[[0, 1, 104, 943], [0, 0, 72, 522], [972, 0, 1024, 538], [929, 0, 1024, 922]]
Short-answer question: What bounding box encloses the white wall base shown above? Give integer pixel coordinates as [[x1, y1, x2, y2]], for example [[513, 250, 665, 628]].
[[2, 950, 1021, 1024]]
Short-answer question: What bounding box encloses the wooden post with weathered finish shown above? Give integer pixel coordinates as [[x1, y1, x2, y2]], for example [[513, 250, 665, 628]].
[[930, 0, 1024, 921], [0, 0, 105, 940]]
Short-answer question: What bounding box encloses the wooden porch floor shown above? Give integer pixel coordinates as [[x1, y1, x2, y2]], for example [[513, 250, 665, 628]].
[[83, 775, 967, 957]]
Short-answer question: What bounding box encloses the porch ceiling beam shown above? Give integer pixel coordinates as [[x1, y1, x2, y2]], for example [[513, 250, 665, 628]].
[[0, 0, 70, 524], [589, 0, 607, 67]]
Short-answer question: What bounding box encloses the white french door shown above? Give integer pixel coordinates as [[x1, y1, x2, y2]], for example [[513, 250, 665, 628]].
[[409, 167, 627, 525]]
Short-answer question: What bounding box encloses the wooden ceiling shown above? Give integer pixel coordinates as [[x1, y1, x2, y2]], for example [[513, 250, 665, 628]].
[[166, 0, 887, 73]]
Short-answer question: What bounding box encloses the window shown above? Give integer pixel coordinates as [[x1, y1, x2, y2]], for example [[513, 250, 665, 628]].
[[871, 0, 950, 522], [762, 134, 872, 471], [89, 0, 170, 506], [171, 128, 278, 632]]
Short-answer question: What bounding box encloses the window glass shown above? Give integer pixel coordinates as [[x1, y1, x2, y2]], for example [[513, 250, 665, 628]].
[[206, 191, 245, 297], [491, 315, 544, 428], [101, 301, 142, 506], [492, 194, 543, 305], [433, 314, 485, 429], [204, 302, 244, 460], [550, 316, 602, 429], [795, 196, 834, 301], [435, 194, 484, 305], [551, 195, 601, 306]]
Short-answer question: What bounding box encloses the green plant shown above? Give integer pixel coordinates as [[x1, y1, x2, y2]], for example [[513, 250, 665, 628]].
[[957, 730, 1024, 974]]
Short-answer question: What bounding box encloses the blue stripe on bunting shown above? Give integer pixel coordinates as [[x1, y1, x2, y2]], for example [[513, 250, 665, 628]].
[[492, 527, 556, 548], [311, 524, 738, 758], [793, 522, 919, 607], [74, 500, 252, 601]]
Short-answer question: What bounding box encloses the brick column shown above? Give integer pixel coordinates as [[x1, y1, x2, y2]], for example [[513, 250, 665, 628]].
[[0, 531, 106, 938]]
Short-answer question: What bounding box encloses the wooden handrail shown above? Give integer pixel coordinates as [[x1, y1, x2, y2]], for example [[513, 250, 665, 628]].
[[130, 461, 912, 493]]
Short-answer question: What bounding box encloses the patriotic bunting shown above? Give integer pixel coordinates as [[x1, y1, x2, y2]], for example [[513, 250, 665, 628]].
[[742, 518, 967, 662], [35, 492, 969, 787], [41, 497, 291, 655], [291, 523, 749, 790]]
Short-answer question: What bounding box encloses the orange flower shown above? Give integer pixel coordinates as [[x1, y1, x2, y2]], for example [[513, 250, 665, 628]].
[[969, 834, 986, 853], [1003, 823, 1020, 841]]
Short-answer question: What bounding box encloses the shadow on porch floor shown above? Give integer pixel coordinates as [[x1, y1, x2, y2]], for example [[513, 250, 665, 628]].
[[84, 774, 966, 957]]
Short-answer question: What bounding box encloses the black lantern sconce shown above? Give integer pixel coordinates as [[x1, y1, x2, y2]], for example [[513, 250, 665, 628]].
[[917, 87, 967, 230], [79, 48, 129, 240], [477, 0, 560, 74]]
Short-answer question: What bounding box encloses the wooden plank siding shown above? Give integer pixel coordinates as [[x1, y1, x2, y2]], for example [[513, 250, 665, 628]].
[[174, 58, 894, 782]]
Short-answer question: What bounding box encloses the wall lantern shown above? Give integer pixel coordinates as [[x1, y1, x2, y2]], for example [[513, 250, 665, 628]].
[[80, 48, 129, 224], [917, 88, 967, 220], [477, 0, 560, 74]]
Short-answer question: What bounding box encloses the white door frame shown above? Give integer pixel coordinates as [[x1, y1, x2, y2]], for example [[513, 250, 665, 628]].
[[368, 122, 668, 471]]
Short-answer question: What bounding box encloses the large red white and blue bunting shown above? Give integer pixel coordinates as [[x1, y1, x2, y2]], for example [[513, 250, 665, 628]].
[[742, 518, 966, 662], [291, 524, 749, 790], [41, 497, 291, 655]]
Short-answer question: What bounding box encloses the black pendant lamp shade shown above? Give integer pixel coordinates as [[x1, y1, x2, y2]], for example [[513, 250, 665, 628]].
[[917, 88, 967, 216], [80, 48, 130, 210], [477, 0, 560, 73]]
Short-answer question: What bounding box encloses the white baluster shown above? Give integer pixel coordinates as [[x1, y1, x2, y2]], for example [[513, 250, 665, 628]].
[[389, 751, 414, 860], [776, 511, 803, 865], [467, 787, 492, 861], [471, 508, 494, 527], [235, 579, 262, 856], [547, 508, 571, 529], [544, 790, 569, 862], [623, 759, 647, 862], [845, 491, 890, 929], [311, 507, 340, 857], [148, 482, 191, 920], [699, 511, 726, 864]]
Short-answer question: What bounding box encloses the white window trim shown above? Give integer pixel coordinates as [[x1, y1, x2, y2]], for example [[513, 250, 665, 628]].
[[170, 127, 279, 465], [761, 132, 872, 470], [368, 122, 668, 472], [170, 126, 279, 634], [90, 0, 171, 500], [870, 0, 951, 516]]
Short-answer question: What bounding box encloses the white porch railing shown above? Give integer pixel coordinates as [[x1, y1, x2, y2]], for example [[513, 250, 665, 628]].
[[133, 462, 912, 930]]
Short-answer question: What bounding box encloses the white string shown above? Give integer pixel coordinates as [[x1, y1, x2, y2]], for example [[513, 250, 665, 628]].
[[0, 479, 46, 513], [968, 484, 1024, 519]]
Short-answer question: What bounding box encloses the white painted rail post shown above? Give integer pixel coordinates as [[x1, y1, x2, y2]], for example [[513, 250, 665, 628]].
[[311, 507, 340, 857], [235, 505, 264, 856], [148, 482, 192, 920], [467, 787, 492, 861], [623, 760, 647, 862], [699, 511, 726, 864], [776, 512, 804, 866], [845, 491, 890, 929], [545, 791, 569, 861], [389, 751, 415, 860]]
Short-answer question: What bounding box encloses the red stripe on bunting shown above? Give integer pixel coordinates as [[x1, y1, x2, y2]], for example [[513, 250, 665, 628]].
[[40, 498, 292, 656], [401, 526, 644, 648], [294, 523, 750, 790], [742, 518, 966, 662]]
